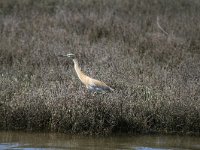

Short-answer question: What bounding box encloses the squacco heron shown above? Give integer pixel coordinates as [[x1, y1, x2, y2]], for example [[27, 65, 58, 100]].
[[59, 53, 114, 92]]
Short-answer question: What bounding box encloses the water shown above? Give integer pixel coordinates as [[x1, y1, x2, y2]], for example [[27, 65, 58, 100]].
[[0, 131, 199, 150]]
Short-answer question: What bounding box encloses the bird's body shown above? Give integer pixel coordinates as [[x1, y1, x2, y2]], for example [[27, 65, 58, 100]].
[[73, 59, 114, 92]]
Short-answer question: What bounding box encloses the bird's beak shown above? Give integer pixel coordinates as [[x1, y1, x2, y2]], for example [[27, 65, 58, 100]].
[[67, 53, 75, 58], [58, 54, 68, 57], [58, 54, 75, 58]]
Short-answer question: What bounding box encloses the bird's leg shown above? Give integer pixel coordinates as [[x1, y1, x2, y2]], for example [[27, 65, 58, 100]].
[[82, 90, 86, 96], [91, 92, 96, 97]]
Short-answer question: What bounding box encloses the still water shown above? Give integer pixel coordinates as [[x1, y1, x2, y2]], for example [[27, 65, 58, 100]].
[[0, 131, 199, 150]]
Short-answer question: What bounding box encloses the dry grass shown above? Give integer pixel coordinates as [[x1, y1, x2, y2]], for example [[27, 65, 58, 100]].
[[0, 0, 200, 135]]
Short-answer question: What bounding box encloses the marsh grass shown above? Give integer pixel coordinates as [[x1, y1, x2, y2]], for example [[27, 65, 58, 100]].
[[0, 0, 200, 135]]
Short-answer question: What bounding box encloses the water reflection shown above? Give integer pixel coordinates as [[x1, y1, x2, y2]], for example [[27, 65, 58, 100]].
[[0, 131, 199, 150]]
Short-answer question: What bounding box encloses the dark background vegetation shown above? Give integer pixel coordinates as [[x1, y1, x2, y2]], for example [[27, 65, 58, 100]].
[[0, 0, 200, 135]]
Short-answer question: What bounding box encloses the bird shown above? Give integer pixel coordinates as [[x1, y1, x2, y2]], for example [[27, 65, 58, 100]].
[[58, 53, 114, 93]]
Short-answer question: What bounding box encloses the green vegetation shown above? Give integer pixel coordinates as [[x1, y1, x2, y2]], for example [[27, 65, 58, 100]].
[[0, 0, 200, 135]]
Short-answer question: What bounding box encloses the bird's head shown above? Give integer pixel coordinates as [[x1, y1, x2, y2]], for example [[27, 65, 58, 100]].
[[58, 53, 76, 59], [58, 53, 78, 66], [66, 53, 75, 59]]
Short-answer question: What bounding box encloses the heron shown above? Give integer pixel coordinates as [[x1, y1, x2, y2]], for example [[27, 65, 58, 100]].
[[58, 53, 114, 93]]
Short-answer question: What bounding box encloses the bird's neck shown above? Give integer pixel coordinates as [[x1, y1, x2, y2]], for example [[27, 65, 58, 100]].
[[73, 59, 86, 79]]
